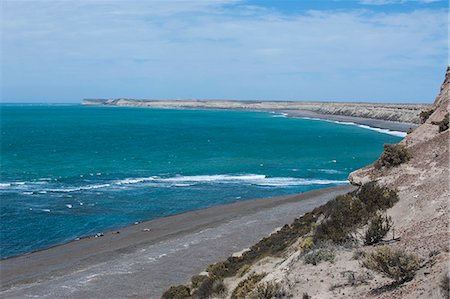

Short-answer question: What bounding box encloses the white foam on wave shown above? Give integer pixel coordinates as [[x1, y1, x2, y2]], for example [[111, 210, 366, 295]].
[[0, 181, 26, 188], [115, 174, 348, 187], [300, 117, 407, 137], [271, 112, 288, 118], [316, 169, 343, 174], [47, 184, 111, 193], [4, 174, 348, 194]]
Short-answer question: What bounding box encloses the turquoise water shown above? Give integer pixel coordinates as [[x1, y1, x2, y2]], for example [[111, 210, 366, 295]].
[[0, 106, 401, 258]]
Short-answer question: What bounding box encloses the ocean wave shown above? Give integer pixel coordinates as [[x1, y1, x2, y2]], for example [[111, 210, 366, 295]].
[[0, 182, 26, 188], [300, 117, 407, 137], [115, 174, 347, 187], [316, 169, 344, 174], [46, 184, 111, 193], [271, 112, 288, 118], [1, 174, 348, 194]]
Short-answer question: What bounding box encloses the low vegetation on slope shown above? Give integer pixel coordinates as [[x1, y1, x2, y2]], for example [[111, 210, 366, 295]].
[[374, 144, 410, 169], [162, 182, 405, 299]]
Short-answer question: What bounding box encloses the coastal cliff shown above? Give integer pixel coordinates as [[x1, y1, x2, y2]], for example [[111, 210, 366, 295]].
[[82, 99, 430, 125], [163, 69, 449, 299]]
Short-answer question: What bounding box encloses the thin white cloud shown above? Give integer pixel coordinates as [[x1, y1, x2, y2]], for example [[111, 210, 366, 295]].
[[360, 0, 441, 5], [1, 1, 448, 102]]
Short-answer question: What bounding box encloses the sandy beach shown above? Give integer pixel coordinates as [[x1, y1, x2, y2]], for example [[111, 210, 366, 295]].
[[280, 109, 417, 132], [0, 185, 354, 298]]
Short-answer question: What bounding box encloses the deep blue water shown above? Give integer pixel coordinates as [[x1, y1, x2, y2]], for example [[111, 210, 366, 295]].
[[0, 105, 402, 258]]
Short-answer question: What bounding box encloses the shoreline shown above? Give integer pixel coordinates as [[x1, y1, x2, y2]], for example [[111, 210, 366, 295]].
[[82, 104, 415, 134], [277, 109, 416, 134], [0, 185, 355, 298]]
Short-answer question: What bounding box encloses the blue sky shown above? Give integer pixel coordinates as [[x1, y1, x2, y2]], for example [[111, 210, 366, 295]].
[[1, 0, 448, 103]]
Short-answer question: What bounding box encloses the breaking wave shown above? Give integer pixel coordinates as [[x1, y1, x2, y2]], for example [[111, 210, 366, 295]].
[[0, 174, 348, 193]]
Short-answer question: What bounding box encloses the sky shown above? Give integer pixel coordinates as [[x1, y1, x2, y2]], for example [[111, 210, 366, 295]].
[[1, 0, 448, 103]]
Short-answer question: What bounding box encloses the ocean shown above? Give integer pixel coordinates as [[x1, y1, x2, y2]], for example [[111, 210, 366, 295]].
[[0, 105, 402, 258]]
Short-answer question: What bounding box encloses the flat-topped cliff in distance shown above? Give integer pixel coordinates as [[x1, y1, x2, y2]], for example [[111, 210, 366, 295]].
[[82, 98, 431, 124]]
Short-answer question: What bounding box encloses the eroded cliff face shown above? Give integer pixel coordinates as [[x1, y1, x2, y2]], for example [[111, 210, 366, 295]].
[[343, 68, 449, 298], [349, 67, 449, 186], [219, 70, 449, 299]]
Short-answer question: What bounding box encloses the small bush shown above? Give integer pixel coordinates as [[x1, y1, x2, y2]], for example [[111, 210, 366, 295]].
[[212, 279, 226, 297], [420, 108, 435, 123], [364, 213, 392, 245], [314, 194, 367, 244], [162, 285, 191, 299], [361, 246, 420, 283], [406, 127, 414, 134], [440, 273, 450, 299], [236, 264, 251, 277], [191, 275, 208, 289], [193, 276, 226, 298], [302, 293, 311, 299], [356, 182, 399, 212], [432, 113, 449, 132], [250, 282, 286, 299], [352, 249, 366, 260], [304, 248, 335, 265], [206, 261, 229, 278], [298, 236, 314, 252], [231, 273, 266, 299], [374, 144, 411, 169]]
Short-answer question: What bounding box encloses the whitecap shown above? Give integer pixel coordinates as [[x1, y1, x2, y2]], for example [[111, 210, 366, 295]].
[[255, 177, 348, 187], [271, 112, 288, 118], [317, 169, 343, 174], [46, 184, 110, 193], [300, 117, 407, 137], [113, 174, 348, 188]]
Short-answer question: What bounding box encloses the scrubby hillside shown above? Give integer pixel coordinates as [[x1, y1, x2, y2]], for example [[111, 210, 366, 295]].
[[162, 69, 449, 299]]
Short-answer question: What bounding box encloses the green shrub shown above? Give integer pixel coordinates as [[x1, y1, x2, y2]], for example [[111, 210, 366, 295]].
[[250, 282, 286, 299], [304, 248, 336, 265], [361, 246, 420, 283], [314, 194, 367, 244], [191, 275, 208, 289], [406, 127, 414, 134], [314, 183, 398, 244], [206, 261, 229, 278], [162, 285, 191, 299], [211, 279, 226, 296], [231, 273, 266, 299], [420, 108, 435, 123], [356, 182, 399, 213], [364, 213, 392, 245], [374, 144, 411, 169], [298, 236, 314, 252], [192, 276, 226, 299], [236, 264, 251, 277], [432, 113, 449, 132]]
